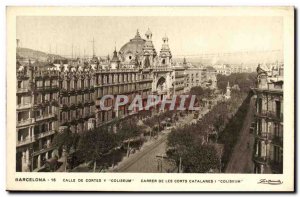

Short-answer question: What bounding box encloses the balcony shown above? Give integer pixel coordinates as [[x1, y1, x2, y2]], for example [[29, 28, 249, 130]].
[[272, 136, 283, 147], [17, 137, 35, 147], [175, 74, 186, 78], [36, 85, 59, 93], [17, 88, 29, 94], [253, 155, 268, 164], [268, 111, 283, 122], [255, 132, 270, 140], [17, 103, 32, 110], [253, 87, 283, 94], [60, 88, 68, 95], [35, 114, 56, 121], [153, 67, 172, 72], [17, 118, 33, 127], [35, 130, 56, 139], [175, 86, 185, 91], [32, 144, 55, 157], [139, 78, 153, 83], [59, 103, 69, 109], [256, 110, 283, 122]]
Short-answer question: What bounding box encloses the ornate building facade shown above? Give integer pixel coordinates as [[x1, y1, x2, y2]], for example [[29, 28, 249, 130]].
[[252, 63, 283, 174], [16, 29, 217, 172]]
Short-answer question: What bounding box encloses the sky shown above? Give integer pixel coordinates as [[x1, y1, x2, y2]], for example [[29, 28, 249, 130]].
[[17, 16, 283, 58]]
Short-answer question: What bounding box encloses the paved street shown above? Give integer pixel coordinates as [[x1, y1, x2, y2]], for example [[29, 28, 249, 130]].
[[114, 134, 171, 172], [225, 98, 255, 173], [112, 113, 195, 172]]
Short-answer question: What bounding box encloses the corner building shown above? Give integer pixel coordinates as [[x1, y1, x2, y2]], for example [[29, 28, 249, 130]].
[[253, 63, 283, 174]]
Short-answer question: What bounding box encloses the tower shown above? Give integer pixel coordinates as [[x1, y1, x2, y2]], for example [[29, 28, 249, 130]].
[[183, 57, 188, 69], [143, 28, 156, 68], [225, 81, 231, 99], [159, 34, 172, 67], [110, 47, 120, 69]]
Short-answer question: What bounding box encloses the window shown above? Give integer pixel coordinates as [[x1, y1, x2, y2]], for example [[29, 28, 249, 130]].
[[257, 98, 262, 113], [49, 122, 52, 130], [257, 119, 262, 134], [275, 100, 281, 118], [74, 81, 77, 89], [17, 96, 22, 105], [17, 81, 22, 89], [273, 146, 282, 163], [67, 81, 70, 90]]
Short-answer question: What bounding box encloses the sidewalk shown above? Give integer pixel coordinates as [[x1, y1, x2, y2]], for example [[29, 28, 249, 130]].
[[108, 132, 167, 172]]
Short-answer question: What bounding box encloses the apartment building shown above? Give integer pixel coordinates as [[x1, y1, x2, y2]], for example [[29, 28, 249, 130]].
[[16, 29, 218, 172], [253, 63, 283, 174], [16, 61, 59, 172]]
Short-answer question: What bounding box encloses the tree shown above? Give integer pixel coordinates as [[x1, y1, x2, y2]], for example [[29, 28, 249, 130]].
[[117, 119, 145, 157], [166, 90, 250, 173], [143, 110, 175, 137], [190, 86, 204, 96], [167, 129, 219, 173], [217, 72, 256, 93], [184, 144, 219, 173], [52, 127, 79, 152], [52, 127, 79, 171], [77, 127, 118, 172]]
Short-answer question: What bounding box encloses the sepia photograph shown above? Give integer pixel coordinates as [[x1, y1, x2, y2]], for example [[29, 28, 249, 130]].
[[6, 6, 294, 192]]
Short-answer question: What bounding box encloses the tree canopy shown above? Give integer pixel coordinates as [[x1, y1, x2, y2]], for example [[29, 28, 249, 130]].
[[167, 129, 219, 173], [217, 72, 256, 93], [166, 91, 249, 173], [52, 127, 79, 152], [76, 127, 119, 163]]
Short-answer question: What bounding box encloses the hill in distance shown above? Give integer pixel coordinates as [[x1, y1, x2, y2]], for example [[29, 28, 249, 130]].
[[17, 47, 64, 62]]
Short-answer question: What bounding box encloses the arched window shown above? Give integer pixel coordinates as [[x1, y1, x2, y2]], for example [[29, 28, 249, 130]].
[[162, 59, 165, 64]]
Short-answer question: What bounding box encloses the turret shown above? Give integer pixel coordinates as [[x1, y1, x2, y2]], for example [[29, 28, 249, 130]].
[[159, 34, 172, 67], [183, 57, 188, 69], [142, 28, 156, 68], [145, 28, 152, 41], [110, 48, 120, 69]]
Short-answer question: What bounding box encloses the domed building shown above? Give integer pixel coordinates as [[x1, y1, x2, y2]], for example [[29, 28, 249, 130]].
[[119, 29, 157, 68], [119, 30, 146, 65]]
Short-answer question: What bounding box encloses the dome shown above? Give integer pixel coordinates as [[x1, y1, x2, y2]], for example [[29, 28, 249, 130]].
[[119, 30, 146, 62], [91, 56, 99, 64]]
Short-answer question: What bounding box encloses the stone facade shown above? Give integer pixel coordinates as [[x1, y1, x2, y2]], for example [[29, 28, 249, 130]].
[[252, 63, 283, 174], [16, 29, 217, 171]]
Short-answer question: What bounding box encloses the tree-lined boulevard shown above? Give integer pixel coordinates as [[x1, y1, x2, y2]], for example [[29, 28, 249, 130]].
[[50, 72, 256, 173]]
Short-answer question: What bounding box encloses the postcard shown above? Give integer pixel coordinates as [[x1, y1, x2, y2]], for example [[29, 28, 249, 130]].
[[6, 6, 294, 192]]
